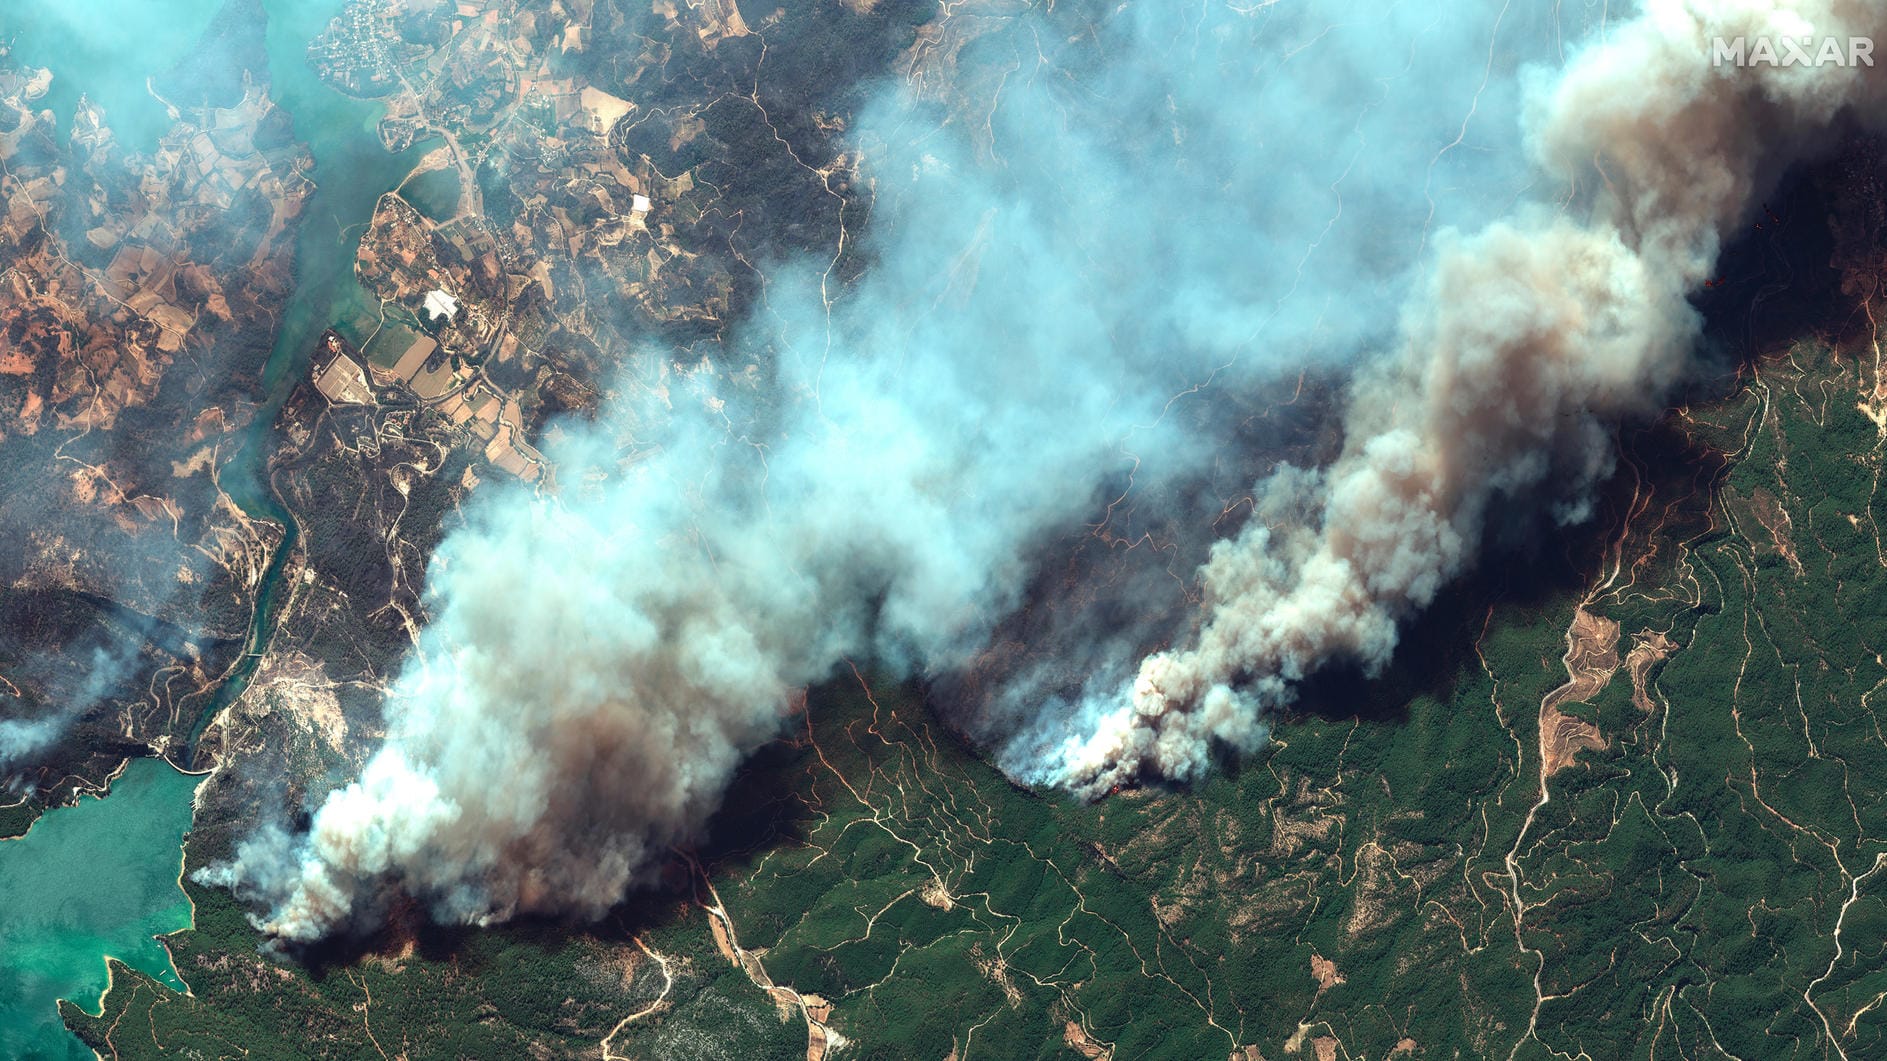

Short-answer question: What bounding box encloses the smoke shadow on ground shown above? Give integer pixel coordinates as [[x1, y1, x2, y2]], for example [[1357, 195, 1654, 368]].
[[1689, 144, 1869, 371], [1194, 144, 1873, 761], [287, 898, 679, 984], [693, 736, 821, 873], [672, 149, 1866, 812], [1280, 512, 1601, 731], [275, 139, 1879, 970]]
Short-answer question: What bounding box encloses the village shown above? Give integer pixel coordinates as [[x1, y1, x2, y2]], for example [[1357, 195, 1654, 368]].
[[301, 0, 781, 491], [307, 200, 547, 484]]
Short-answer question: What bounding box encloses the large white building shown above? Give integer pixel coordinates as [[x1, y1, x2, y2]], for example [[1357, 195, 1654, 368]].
[[423, 288, 461, 322]]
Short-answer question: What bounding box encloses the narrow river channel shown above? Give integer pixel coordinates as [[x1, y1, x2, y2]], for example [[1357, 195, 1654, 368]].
[[2, 0, 434, 1053], [186, 0, 436, 763]]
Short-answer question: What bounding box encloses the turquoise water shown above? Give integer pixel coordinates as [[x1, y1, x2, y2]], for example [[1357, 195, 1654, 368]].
[[3, 0, 435, 769], [183, 0, 437, 763], [0, 5, 430, 1059], [0, 760, 203, 1061], [0, 8, 234, 1053], [402, 165, 463, 223], [252, 0, 436, 388], [0, 0, 226, 152]]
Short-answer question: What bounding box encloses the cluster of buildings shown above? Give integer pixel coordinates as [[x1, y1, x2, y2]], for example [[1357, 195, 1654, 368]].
[[301, 0, 810, 486], [307, 0, 412, 97]]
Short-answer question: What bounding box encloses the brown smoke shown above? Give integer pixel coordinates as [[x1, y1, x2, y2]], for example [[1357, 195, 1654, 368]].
[[1051, 0, 1887, 793]]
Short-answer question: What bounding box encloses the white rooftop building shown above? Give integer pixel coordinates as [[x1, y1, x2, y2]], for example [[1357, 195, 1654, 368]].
[[424, 288, 461, 322]]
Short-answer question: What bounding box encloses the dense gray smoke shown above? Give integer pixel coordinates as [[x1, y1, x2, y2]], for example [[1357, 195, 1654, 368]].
[[216, 0, 1550, 939], [211, 0, 1886, 939], [1045, 0, 1887, 793]]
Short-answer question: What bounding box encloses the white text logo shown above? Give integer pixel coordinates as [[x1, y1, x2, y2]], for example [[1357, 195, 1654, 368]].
[[1711, 36, 1875, 68]]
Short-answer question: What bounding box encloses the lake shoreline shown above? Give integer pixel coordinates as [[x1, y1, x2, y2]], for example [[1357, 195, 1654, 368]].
[[0, 759, 203, 1060]]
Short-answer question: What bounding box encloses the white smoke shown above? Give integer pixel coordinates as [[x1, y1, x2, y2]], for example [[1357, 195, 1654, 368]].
[[0, 717, 62, 764], [2, 641, 146, 768], [213, 0, 1548, 939], [1045, 0, 1887, 794], [209, 0, 1887, 939]]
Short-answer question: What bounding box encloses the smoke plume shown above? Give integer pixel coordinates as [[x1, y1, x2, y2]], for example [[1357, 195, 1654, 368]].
[[213, 0, 1884, 938], [1046, 0, 1887, 794], [0, 640, 142, 765]]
